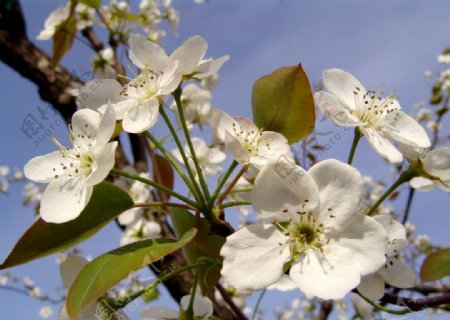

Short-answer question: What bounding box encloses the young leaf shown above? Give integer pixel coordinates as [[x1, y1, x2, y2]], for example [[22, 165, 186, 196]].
[[153, 154, 175, 200], [66, 228, 197, 318], [252, 64, 316, 144], [52, 2, 77, 66], [170, 208, 225, 290], [420, 248, 450, 282], [1, 182, 133, 269]]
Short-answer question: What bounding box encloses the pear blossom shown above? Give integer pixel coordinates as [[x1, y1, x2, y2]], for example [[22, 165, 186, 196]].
[[141, 293, 213, 320], [118, 172, 154, 225], [172, 137, 226, 178], [39, 306, 53, 319], [210, 109, 293, 169], [402, 145, 450, 192], [314, 68, 431, 163], [36, 6, 69, 40], [59, 255, 129, 320], [128, 34, 229, 79], [170, 83, 212, 129], [120, 219, 162, 246], [91, 48, 116, 79], [24, 106, 117, 223], [221, 158, 387, 300], [357, 215, 416, 300]]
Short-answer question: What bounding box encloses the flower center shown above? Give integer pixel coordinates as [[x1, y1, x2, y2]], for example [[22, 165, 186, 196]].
[[351, 86, 400, 127], [120, 71, 161, 103], [231, 122, 263, 156], [51, 137, 94, 180]]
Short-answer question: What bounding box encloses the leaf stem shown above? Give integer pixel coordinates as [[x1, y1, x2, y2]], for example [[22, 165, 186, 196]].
[[112, 261, 211, 309], [133, 201, 197, 211], [208, 161, 239, 209], [251, 289, 267, 320], [159, 105, 206, 208], [358, 292, 412, 315], [347, 127, 362, 165], [221, 201, 252, 209], [173, 87, 211, 202], [110, 169, 199, 208], [366, 166, 418, 216], [143, 131, 201, 204], [216, 164, 249, 208]]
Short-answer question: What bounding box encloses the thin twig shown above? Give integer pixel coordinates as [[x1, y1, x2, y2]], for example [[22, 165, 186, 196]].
[[216, 283, 248, 320]]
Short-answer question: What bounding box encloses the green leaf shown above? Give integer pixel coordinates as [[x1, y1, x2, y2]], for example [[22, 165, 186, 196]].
[[252, 64, 316, 144], [77, 0, 101, 8], [170, 208, 225, 290], [66, 228, 197, 318], [52, 2, 77, 66], [1, 182, 133, 269], [420, 248, 450, 282]]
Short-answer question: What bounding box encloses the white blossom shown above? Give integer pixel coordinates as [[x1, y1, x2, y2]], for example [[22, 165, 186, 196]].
[[315, 68, 431, 163], [210, 109, 293, 169], [172, 137, 226, 178], [358, 215, 416, 300], [39, 306, 53, 319], [221, 158, 387, 300], [24, 106, 117, 223], [402, 145, 450, 192]]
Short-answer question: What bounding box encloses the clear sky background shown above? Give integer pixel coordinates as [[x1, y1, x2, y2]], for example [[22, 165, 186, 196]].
[[0, 0, 449, 319]]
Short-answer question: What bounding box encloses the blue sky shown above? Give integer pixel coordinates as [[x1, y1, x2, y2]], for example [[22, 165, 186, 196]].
[[0, 0, 449, 319]]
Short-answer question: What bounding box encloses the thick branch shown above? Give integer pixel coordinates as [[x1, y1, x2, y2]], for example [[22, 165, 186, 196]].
[[380, 292, 450, 311], [0, 1, 80, 122]]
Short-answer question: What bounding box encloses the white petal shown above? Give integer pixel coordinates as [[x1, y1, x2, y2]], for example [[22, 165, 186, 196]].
[[220, 224, 290, 292], [373, 215, 407, 255], [118, 207, 140, 226], [95, 104, 116, 146], [359, 127, 403, 163], [290, 214, 387, 300], [141, 307, 178, 320], [224, 131, 250, 165], [399, 143, 422, 161], [195, 55, 230, 78], [158, 61, 182, 94], [169, 35, 207, 74], [210, 109, 235, 142], [251, 157, 319, 222], [314, 91, 359, 126], [351, 293, 374, 320], [410, 177, 435, 192], [111, 99, 138, 120], [379, 258, 416, 289], [207, 148, 226, 164], [190, 137, 208, 158], [329, 214, 388, 276], [84, 141, 117, 186], [24, 151, 65, 183], [60, 254, 88, 289], [267, 275, 298, 292], [357, 273, 385, 300], [128, 34, 168, 71], [383, 111, 431, 148], [76, 79, 122, 110], [253, 131, 292, 168], [71, 108, 101, 147], [309, 159, 363, 231], [40, 179, 93, 223], [180, 294, 213, 319], [122, 99, 159, 133], [322, 68, 366, 111], [424, 147, 450, 180], [290, 250, 361, 300]]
